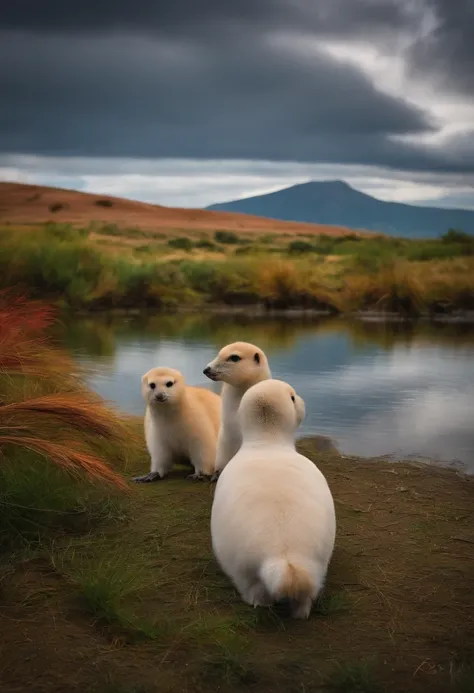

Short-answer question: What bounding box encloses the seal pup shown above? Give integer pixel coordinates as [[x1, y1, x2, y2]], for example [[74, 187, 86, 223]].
[[210, 378, 336, 619], [203, 341, 271, 478], [134, 367, 221, 482]]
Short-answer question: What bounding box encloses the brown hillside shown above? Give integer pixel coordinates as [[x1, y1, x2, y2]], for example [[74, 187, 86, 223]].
[[0, 181, 370, 237]]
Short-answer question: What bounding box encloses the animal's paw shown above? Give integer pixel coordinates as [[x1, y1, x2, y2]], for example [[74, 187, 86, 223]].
[[186, 472, 206, 482], [243, 583, 273, 608], [133, 472, 162, 483], [210, 471, 221, 483], [291, 598, 312, 620]]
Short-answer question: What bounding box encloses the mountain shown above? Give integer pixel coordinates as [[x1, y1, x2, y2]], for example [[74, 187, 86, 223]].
[[0, 181, 362, 237], [206, 180, 474, 239]]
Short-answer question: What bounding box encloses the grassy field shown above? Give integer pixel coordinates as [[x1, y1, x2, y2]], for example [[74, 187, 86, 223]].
[[1, 223, 474, 316], [1, 293, 473, 693]]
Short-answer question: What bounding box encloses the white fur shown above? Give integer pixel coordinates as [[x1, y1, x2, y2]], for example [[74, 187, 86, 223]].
[[210, 379, 336, 619], [134, 367, 221, 483], [203, 341, 271, 475]]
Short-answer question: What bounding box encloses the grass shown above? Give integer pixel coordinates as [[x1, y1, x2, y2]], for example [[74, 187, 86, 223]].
[[0, 291, 142, 551], [1, 223, 473, 316], [52, 546, 167, 642], [327, 660, 383, 692]]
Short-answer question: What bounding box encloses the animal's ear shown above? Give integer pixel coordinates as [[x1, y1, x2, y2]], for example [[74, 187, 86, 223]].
[[254, 352, 260, 364], [141, 373, 148, 385]]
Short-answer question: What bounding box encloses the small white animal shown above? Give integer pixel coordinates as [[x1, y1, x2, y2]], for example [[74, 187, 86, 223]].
[[203, 341, 271, 477], [210, 378, 336, 620], [133, 367, 221, 483]]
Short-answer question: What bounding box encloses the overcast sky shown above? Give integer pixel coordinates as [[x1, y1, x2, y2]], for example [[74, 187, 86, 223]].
[[1, 0, 474, 208]]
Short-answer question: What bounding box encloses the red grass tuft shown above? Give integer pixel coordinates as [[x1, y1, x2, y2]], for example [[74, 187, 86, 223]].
[[0, 435, 129, 490], [0, 289, 135, 491]]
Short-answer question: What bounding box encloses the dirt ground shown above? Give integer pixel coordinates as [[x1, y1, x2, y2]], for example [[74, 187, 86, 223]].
[[0, 181, 364, 237], [1, 439, 473, 693]]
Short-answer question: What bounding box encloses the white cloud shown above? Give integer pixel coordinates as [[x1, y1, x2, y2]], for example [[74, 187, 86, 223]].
[[1, 155, 474, 209]]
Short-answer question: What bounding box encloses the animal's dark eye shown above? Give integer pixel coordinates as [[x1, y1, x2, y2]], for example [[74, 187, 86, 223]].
[[291, 395, 295, 402], [166, 381, 174, 388], [149, 383, 156, 390], [228, 354, 241, 362]]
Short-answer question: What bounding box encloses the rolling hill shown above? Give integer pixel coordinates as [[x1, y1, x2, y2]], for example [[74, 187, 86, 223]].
[[207, 180, 474, 239], [0, 181, 368, 238]]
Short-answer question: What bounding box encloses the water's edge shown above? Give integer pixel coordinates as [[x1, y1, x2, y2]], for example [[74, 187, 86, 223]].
[[299, 435, 472, 476], [74, 305, 474, 323]]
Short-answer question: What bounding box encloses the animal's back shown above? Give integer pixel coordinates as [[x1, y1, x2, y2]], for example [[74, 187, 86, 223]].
[[213, 447, 336, 566]]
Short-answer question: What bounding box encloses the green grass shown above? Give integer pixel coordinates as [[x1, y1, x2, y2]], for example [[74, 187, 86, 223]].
[[327, 660, 384, 693], [52, 546, 168, 642], [314, 591, 351, 617], [0, 452, 127, 551]]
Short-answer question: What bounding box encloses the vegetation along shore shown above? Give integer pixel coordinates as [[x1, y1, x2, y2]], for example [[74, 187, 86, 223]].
[[0, 292, 473, 693], [1, 221, 474, 318]]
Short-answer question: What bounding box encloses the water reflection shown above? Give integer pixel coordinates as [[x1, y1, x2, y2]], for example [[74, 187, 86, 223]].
[[64, 314, 474, 473]]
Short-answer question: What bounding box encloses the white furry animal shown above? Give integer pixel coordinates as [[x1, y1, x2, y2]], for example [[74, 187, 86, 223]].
[[133, 367, 221, 483], [203, 341, 271, 477], [210, 378, 336, 620]]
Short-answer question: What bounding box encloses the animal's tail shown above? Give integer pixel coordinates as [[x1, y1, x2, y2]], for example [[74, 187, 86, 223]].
[[259, 557, 316, 602]]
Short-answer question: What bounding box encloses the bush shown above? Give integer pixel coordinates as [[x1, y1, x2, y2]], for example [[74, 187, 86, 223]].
[[167, 237, 193, 251], [95, 199, 114, 208], [441, 229, 473, 244], [49, 202, 66, 213], [288, 240, 314, 254], [214, 230, 240, 245], [195, 239, 218, 251]]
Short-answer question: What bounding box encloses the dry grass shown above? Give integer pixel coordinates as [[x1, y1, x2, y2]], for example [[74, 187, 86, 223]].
[[0, 181, 359, 237], [0, 291, 138, 488]]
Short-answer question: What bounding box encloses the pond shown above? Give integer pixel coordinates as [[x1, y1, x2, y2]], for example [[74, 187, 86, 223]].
[[63, 313, 474, 474]]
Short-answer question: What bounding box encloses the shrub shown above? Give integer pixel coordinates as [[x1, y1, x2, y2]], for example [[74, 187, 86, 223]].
[[214, 230, 240, 245], [287, 240, 314, 254], [441, 228, 473, 244], [167, 237, 193, 251], [49, 202, 65, 213], [95, 199, 114, 208]]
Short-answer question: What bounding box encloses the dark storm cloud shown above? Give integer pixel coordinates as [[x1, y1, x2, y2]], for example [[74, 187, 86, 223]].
[[0, 0, 422, 39], [0, 0, 473, 170], [408, 0, 474, 96]]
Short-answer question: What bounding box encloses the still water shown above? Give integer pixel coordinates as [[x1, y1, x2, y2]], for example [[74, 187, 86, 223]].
[[64, 313, 474, 474]]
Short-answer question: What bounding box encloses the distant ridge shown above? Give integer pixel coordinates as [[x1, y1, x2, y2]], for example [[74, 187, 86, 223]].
[[206, 180, 474, 239], [0, 181, 369, 237]]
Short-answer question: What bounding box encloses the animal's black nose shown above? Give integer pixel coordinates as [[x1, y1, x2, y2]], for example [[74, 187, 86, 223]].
[[203, 366, 211, 375]]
